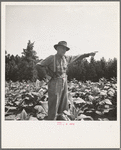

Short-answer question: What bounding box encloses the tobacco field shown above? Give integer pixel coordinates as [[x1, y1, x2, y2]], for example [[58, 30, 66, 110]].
[[5, 77, 117, 121]]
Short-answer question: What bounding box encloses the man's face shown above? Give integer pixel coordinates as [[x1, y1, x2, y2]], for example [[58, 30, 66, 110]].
[[56, 46, 67, 56]]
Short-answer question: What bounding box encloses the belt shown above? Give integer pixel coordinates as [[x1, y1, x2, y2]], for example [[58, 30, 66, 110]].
[[53, 73, 67, 79]]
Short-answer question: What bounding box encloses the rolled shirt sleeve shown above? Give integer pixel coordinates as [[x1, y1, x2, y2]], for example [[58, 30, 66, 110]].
[[36, 55, 54, 77], [36, 55, 53, 67], [65, 53, 90, 65]]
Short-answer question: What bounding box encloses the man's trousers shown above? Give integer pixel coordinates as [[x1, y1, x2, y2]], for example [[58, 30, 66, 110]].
[[47, 76, 68, 120]]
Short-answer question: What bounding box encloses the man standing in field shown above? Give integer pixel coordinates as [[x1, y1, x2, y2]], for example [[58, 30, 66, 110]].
[[36, 41, 97, 120]]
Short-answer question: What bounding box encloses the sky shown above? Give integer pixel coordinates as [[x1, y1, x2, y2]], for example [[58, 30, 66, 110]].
[[4, 2, 119, 60]]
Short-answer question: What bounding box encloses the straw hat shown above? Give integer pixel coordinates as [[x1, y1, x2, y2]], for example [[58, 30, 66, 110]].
[[54, 41, 70, 51]]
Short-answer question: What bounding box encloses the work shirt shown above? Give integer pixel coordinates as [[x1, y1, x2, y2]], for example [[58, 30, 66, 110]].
[[36, 53, 90, 79]]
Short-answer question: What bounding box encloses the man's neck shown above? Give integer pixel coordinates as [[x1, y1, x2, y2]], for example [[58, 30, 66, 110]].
[[56, 53, 64, 59]]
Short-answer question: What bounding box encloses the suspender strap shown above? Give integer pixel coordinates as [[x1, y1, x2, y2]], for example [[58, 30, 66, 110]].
[[54, 55, 56, 73]]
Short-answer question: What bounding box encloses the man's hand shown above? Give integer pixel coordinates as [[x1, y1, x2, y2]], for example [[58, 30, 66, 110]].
[[89, 51, 98, 57]]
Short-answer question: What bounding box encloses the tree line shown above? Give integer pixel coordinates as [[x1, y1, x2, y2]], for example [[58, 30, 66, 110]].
[[5, 40, 117, 82]]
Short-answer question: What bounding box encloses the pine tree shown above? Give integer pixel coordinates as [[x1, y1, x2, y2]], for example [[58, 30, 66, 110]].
[[87, 57, 97, 81], [19, 40, 38, 81], [107, 58, 117, 79], [5, 54, 19, 81]]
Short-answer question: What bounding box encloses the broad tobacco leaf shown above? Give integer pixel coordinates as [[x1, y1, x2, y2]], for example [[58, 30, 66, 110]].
[[108, 90, 115, 97], [91, 87, 100, 95], [37, 113, 46, 120], [29, 116, 39, 121], [31, 92, 40, 97], [88, 95, 94, 101], [73, 97, 86, 104], [98, 118, 109, 121], [104, 86, 110, 90], [77, 114, 93, 121], [99, 99, 112, 105], [95, 110, 103, 115], [5, 115, 16, 120], [16, 109, 29, 120], [63, 110, 71, 116], [100, 90, 107, 96], [112, 84, 117, 89], [5, 106, 17, 110], [56, 113, 70, 121], [39, 101, 48, 114], [34, 105, 46, 114]]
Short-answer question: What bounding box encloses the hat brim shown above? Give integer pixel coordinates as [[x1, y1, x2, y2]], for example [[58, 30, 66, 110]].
[[54, 44, 70, 51]]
